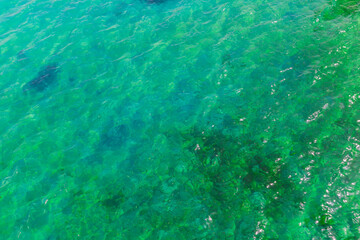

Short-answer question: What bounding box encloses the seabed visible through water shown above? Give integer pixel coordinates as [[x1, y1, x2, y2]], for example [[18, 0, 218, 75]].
[[1, 0, 360, 239]]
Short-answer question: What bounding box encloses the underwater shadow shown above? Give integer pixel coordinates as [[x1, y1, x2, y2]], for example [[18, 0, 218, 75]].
[[23, 64, 59, 93]]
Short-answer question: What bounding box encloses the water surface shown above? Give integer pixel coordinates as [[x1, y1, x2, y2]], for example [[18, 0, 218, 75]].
[[1, 0, 360, 239]]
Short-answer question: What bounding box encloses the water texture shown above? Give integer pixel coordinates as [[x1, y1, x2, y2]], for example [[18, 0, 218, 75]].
[[1, 0, 360, 239]]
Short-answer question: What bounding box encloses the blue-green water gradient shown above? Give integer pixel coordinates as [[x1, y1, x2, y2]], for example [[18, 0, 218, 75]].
[[1, 0, 360, 239]]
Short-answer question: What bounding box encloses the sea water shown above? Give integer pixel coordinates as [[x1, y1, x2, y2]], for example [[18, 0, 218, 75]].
[[1, 0, 360, 239]]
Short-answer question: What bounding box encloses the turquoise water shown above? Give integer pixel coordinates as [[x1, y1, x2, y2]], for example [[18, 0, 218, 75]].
[[1, 0, 360, 239]]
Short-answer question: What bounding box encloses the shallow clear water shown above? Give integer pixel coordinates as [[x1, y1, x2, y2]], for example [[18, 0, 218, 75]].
[[1, 0, 360, 239]]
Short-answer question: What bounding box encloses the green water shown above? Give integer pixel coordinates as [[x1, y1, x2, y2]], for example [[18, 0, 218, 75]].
[[1, 0, 360, 239]]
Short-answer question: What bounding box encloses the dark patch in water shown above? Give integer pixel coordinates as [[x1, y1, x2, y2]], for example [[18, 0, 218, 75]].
[[144, 0, 166, 4], [100, 191, 125, 210], [23, 64, 59, 92], [17, 50, 29, 62], [81, 152, 104, 165], [101, 123, 130, 148]]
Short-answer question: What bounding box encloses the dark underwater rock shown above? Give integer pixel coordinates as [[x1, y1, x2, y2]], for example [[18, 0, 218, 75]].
[[23, 64, 59, 92]]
